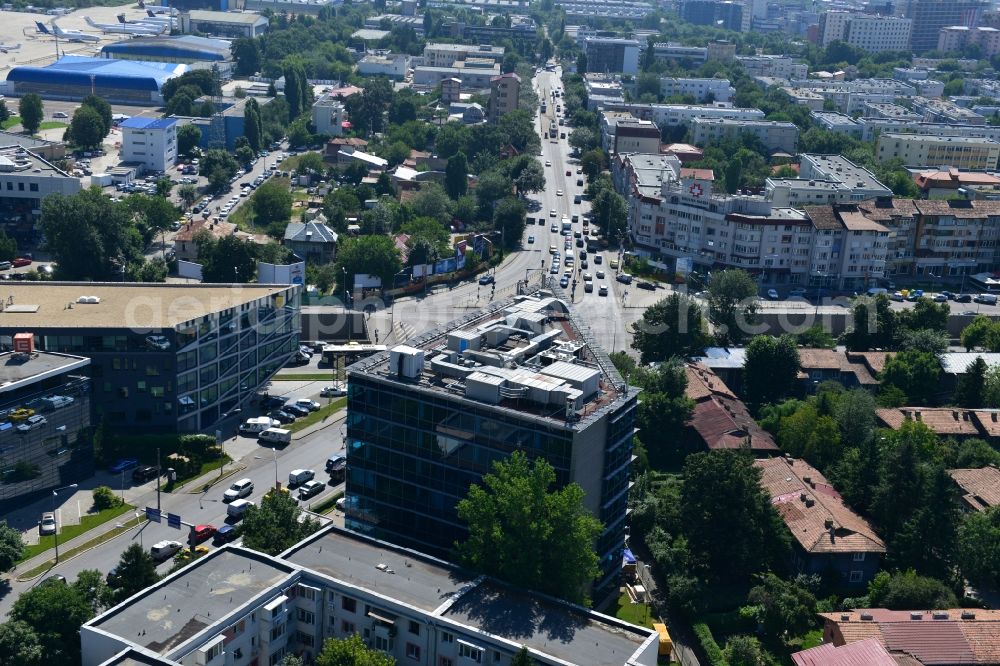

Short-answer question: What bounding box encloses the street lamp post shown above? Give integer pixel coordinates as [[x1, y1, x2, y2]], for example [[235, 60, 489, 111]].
[[342, 267, 348, 309], [255, 449, 279, 489], [52, 483, 78, 564]]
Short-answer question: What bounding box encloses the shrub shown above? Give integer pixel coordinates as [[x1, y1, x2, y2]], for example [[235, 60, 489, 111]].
[[92, 485, 122, 511], [693, 622, 728, 666]]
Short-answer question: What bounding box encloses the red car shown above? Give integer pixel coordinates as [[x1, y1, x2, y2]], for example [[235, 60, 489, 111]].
[[192, 524, 216, 543], [12, 258, 31, 268], [565, 170, 572, 176]]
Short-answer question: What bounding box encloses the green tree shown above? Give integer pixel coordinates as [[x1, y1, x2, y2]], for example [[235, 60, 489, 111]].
[[0, 520, 24, 573], [956, 438, 1000, 468], [744, 335, 800, 411], [177, 123, 202, 156], [843, 294, 897, 351], [630, 293, 711, 363], [336, 235, 402, 294], [634, 360, 695, 467], [961, 315, 995, 351], [178, 183, 199, 209], [580, 149, 606, 179], [19, 94, 43, 135], [513, 160, 545, 197], [881, 349, 941, 405], [155, 176, 173, 199], [231, 37, 262, 76], [278, 654, 305, 666], [0, 229, 16, 263], [724, 635, 767, 666], [295, 152, 324, 176], [74, 568, 109, 613], [199, 149, 238, 183], [251, 180, 293, 229], [493, 196, 526, 249], [835, 388, 877, 449], [81, 94, 112, 137], [706, 269, 758, 345], [900, 328, 948, 355], [866, 569, 958, 610], [68, 106, 105, 150], [590, 187, 628, 238], [10, 576, 94, 664], [236, 144, 255, 168], [797, 324, 836, 348], [745, 573, 817, 638], [0, 620, 44, 666], [196, 233, 257, 283], [455, 451, 602, 605], [511, 647, 533, 666], [681, 450, 788, 584], [110, 543, 160, 603], [899, 298, 950, 333], [956, 356, 988, 408], [316, 634, 396, 666], [958, 506, 1000, 586], [568, 127, 598, 153], [475, 170, 513, 214], [241, 488, 320, 555], [92, 485, 122, 511], [410, 182, 453, 225], [244, 97, 264, 152]]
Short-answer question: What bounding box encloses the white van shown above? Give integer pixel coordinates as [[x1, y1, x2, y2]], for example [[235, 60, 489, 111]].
[[227, 498, 255, 520], [259, 428, 292, 445], [239, 416, 277, 435], [150, 540, 182, 561], [288, 468, 315, 486]]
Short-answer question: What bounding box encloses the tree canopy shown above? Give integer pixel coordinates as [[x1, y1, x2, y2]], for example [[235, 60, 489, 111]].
[[241, 488, 320, 555], [706, 269, 758, 345]]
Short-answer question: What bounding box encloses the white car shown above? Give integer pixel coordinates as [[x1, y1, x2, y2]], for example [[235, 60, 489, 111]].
[[556, 190, 563, 196], [321, 383, 347, 397], [223, 478, 254, 502], [294, 398, 321, 411], [298, 479, 325, 500], [39, 512, 56, 536], [544, 161, 551, 167], [53, 111, 68, 119], [150, 540, 183, 562]]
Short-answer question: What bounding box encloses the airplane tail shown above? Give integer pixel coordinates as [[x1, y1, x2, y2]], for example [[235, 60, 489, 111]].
[[35, 21, 50, 34], [84, 16, 97, 28], [138, 0, 145, 7], [117, 13, 127, 23], [148, 10, 156, 17]]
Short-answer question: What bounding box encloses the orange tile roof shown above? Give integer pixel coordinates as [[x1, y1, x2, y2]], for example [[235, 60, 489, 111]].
[[948, 467, 1000, 512], [850, 351, 890, 374], [685, 363, 778, 453], [793, 638, 898, 666], [876, 408, 981, 436], [756, 457, 885, 555], [798, 349, 879, 385]]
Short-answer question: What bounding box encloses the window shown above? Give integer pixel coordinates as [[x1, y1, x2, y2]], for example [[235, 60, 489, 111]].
[[849, 570, 863, 583], [374, 635, 391, 652], [297, 609, 315, 625], [853, 552, 866, 562], [295, 630, 314, 647], [409, 620, 420, 636], [270, 623, 285, 641], [440, 659, 455, 666], [29, 183, 38, 192], [341, 620, 355, 634], [341, 596, 356, 613], [441, 632, 454, 644], [407, 643, 421, 660], [493, 651, 502, 663], [459, 643, 483, 663]]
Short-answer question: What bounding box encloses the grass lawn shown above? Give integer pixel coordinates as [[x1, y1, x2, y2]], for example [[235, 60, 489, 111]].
[[609, 592, 656, 629], [288, 397, 347, 433], [309, 491, 344, 514], [1, 116, 21, 130], [38, 121, 67, 131], [273, 372, 337, 381], [167, 455, 231, 492], [18, 519, 146, 581], [19, 502, 136, 562]]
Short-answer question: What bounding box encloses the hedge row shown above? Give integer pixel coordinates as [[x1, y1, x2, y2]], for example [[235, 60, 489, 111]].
[[692, 622, 728, 666]]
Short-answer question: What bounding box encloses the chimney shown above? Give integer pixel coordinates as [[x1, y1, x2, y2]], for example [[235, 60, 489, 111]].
[[860, 613, 873, 621], [824, 518, 834, 529], [903, 409, 911, 421], [953, 410, 959, 420], [915, 411, 922, 422], [992, 413, 997, 423]]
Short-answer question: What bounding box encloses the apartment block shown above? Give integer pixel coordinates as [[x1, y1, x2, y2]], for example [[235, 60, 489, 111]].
[[736, 54, 809, 79], [612, 118, 662, 155], [809, 111, 862, 138], [356, 53, 409, 79], [311, 93, 346, 137], [911, 96, 986, 125], [765, 178, 871, 206], [80, 528, 660, 666], [345, 295, 638, 599], [651, 42, 708, 64], [584, 37, 640, 75], [781, 87, 825, 110], [802, 205, 891, 288], [876, 133, 1000, 169], [799, 154, 893, 200], [583, 74, 627, 109], [119, 116, 177, 174], [605, 103, 765, 128], [820, 10, 851, 45], [0, 283, 301, 433], [690, 118, 799, 153], [422, 43, 504, 68], [939, 25, 1000, 56], [854, 117, 1000, 142], [487, 71, 520, 123], [659, 77, 734, 103], [846, 15, 912, 52]]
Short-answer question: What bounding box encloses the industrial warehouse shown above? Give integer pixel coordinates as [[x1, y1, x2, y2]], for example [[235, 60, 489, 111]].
[[5, 55, 188, 104], [100, 35, 232, 64]]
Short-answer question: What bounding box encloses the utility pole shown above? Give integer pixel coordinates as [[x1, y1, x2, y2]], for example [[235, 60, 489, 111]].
[[156, 447, 161, 512]]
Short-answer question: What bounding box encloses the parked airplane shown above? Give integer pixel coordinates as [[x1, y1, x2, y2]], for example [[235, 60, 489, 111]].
[[138, 0, 177, 13], [0, 43, 21, 53], [140, 10, 178, 28], [35, 21, 101, 43], [84, 15, 165, 35]]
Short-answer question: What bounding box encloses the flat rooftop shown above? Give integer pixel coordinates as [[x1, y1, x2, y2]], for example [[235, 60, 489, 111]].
[[91, 549, 295, 656], [801, 154, 890, 192], [0, 350, 89, 394], [0, 146, 73, 178], [186, 9, 266, 23], [284, 527, 474, 613], [348, 293, 630, 427], [443, 580, 653, 665], [0, 283, 296, 330]]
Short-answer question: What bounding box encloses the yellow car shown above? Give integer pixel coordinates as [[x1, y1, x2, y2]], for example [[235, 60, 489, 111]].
[[10, 408, 34, 422], [609, 259, 620, 269]]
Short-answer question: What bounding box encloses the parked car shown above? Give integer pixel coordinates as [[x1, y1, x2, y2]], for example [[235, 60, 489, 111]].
[[284, 403, 310, 418], [298, 480, 325, 500], [132, 465, 159, 483], [269, 410, 296, 424], [956, 293, 973, 303], [109, 458, 138, 474], [637, 280, 656, 290], [767, 288, 780, 300], [321, 383, 347, 397], [616, 273, 633, 285], [478, 274, 495, 285], [293, 398, 320, 412], [213, 524, 239, 544], [223, 478, 254, 502], [975, 293, 999, 305], [907, 289, 925, 301], [151, 540, 183, 562], [15, 414, 46, 433], [288, 469, 315, 487], [12, 258, 31, 268], [932, 293, 948, 302], [39, 512, 56, 536], [326, 454, 346, 474], [789, 288, 807, 298], [192, 524, 216, 543]]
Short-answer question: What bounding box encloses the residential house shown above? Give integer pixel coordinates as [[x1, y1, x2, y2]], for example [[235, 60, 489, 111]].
[[819, 608, 1000, 664], [797, 349, 881, 391], [792, 638, 898, 666], [876, 407, 984, 440], [948, 466, 1000, 512], [283, 220, 338, 263], [685, 362, 779, 454], [174, 219, 256, 262], [756, 457, 886, 585]]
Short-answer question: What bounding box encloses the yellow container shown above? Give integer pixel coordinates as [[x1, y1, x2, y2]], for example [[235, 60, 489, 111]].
[[653, 622, 673, 657]]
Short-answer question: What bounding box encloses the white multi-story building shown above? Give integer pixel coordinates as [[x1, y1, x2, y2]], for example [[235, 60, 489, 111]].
[[799, 154, 892, 200], [820, 10, 852, 45], [422, 43, 504, 68], [598, 102, 766, 127], [810, 111, 863, 138], [877, 133, 1000, 169], [659, 77, 735, 103], [311, 93, 346, 137], [0, 146, 80, 223], [690, 118, 799, 153], [119, 116, 177, 173], [736, 54, 809, 79], [855, 117, 1000, 142], [356, 53, 409, 78], [846, 15, 912, 52], [81, 527, 660, 666]]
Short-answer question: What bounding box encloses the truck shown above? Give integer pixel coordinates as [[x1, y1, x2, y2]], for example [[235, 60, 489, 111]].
[[549, 121, 558, 138], [239, 416, 277, 435], [259, 427, 292, 445], [561, 218, 572, 233], [90, 173, 113, 187]]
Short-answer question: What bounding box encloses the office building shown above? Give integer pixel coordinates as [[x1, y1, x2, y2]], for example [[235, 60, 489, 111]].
[[81, 528, 660, 666], [0, 283, 300, 433], [179, 10, 269, 38], [345, 294, 638, 600], [422, 43, 504, 68], [413, 60, 502, 90], [736, 54, 809, 79], [876, 133, 1000, 169], [356, 53, 409, 79], [0, 348, 91, 513], [706, 40, 737, 62], [690, 118, 799, 153], [679, 0, 744, 30], [119, 116, 177, 174], [903, 0, 985, 52], [659, 77, 734, 103], [487, 72, 520, 123], [312, 93, 346, 137], [443, 19, 538, 46], [173, 96, 275, 152], [846, 15, 912, 52], [584, 37, 640, 75], [0, 146, 81, 225], [651, 42, 708, 65], [612, 118, 661, 155]]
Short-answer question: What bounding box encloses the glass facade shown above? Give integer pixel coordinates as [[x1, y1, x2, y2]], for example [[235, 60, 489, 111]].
[[345, 374, 636, 593]]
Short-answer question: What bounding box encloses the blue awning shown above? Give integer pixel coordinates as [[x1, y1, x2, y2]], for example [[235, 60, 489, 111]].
[[623, 549, 636, 565]]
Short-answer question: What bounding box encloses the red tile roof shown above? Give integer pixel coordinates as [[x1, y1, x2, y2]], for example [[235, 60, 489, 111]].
[[948, 467, 1000, 512], [798, 349, 879, 386], [756, 457, 885, 555], [685, 363, 778, 453], [821, 609, 1000, 665], [680, 167, 715, 181], [876, 408, 981, 436], [793, 638, 898, 666]]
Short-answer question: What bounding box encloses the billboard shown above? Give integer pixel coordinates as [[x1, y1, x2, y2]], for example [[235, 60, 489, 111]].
[[259, 261, 306, 285]]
